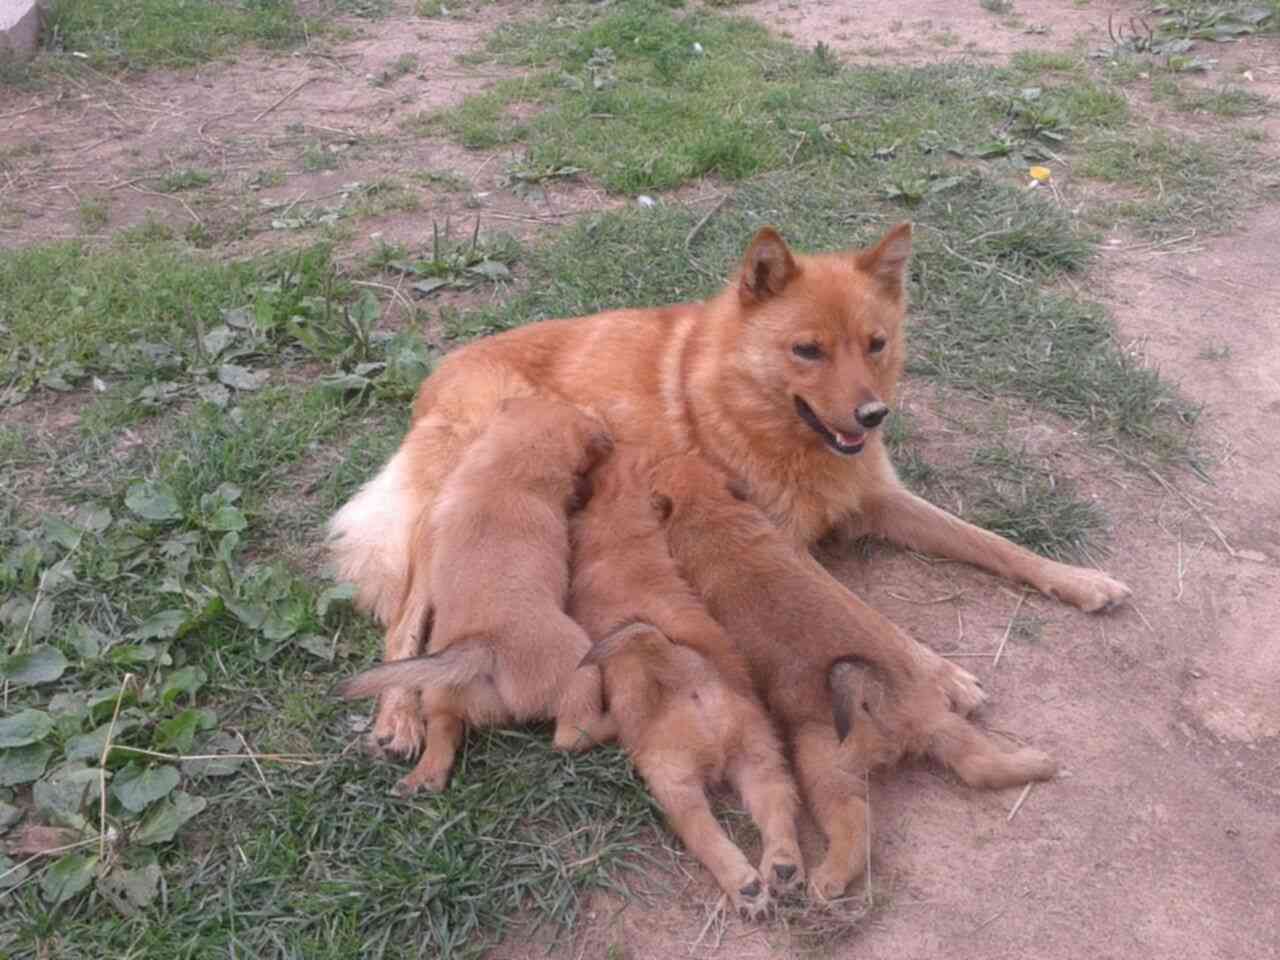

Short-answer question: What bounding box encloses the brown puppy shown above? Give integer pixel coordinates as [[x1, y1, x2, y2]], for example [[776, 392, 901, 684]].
[[338, 398, 612, 794], [581, 624, 798, 920], [651, 453, 1058, 901], [561, 451, 803, 915], [330, 222, 1128, 755]]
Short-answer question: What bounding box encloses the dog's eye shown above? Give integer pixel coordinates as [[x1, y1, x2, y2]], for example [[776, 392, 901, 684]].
[[868, 335, 887, 355], [792, 342, 823, 360]]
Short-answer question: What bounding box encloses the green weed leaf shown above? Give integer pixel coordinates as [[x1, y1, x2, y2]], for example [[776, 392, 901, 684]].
[[133, 790, 207, 846], [42, 853, 98, 904], [0, 709, 55, 748], [2, 645, 68, 685], [112, 764, 180, 813], [0, 742, 54, 786], [125, 482, 182, 522]]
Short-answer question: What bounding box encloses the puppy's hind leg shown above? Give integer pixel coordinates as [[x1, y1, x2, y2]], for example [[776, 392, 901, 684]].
[[394, 708, 465, 796], [792, 724, 871, 903], [370, 507, 435, 759], [926, 711, 1058, 790], [727, 738, 805, 897], [641, 757, 772, 922]]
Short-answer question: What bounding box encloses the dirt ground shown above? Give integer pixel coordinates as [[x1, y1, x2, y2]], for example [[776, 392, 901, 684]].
[[4, 1, 1277, 958]]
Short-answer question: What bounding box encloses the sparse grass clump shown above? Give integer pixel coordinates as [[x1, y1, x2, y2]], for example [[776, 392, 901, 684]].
[[45, 0, 308, 71]]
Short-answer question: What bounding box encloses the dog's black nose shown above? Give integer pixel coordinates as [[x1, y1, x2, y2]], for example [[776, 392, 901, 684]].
[[855, 401, 889, 429]]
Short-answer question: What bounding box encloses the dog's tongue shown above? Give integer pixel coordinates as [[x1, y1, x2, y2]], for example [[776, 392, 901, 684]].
[[834, 428, 865, 448]]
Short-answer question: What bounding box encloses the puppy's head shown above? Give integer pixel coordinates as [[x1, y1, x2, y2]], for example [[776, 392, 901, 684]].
[[648, 454, 751, 529], [495, 397, 613, 509], [729, 223, 911, 459]]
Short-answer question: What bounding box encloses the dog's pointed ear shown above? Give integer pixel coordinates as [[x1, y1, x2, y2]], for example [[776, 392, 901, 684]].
[[855, 222, 912, 298], [739, 227, 798, 305], [650, 491, 673, 521], [828, 660, 862, 743]]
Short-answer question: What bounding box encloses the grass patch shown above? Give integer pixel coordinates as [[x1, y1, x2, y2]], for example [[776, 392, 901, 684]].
[[431, 3, 1047, 193], [1079, 128, 1236, 238], [44, 0, 309, 71], [967, 444, 1106, 561]]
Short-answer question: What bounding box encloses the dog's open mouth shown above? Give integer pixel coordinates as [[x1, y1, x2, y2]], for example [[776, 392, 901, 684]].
[[794, 397, 866, 456]]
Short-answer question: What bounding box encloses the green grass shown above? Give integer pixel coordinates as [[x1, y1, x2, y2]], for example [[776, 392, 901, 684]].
[[430, 2, 1126, 194], [1079, 128, 1236, 238], [967, 445, 1106, 561], [44, 0, 309, 71]]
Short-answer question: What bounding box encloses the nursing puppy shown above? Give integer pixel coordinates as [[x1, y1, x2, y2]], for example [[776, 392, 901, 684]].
[[338, 398, 612, 795], [651, 454, 1059, 900], [561, 451, 803, 916]]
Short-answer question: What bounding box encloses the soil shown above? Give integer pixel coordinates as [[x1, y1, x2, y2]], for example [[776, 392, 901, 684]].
[[3, 1, 1277, 958]]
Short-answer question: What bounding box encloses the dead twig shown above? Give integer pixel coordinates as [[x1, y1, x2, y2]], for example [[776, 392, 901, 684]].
[[127, 184, 203, 225], [253, 76, 320, 124], [886, 590, 963, 605], [235, 730, 275, 800], [991, 591, 1028, 670], [684, 193, 728, 250], [99, 673, 134, 860], [1006, 782, 1035, 822]]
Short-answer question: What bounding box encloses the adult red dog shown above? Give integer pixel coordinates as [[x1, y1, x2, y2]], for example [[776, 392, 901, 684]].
[[329, 223, 1129, 756]]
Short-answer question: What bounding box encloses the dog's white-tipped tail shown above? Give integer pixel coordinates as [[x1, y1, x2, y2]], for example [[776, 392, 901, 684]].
[[337, 645, 491, 700]]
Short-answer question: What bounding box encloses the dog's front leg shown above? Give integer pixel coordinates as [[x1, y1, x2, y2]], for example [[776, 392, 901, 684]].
[[862, 483, 1130, 613]]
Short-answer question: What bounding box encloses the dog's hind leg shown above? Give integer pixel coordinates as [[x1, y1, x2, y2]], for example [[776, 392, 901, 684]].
[[792, 723, 871, 902], [926, 711, 1058, 790], [640, 757, 772, 921], [369, 505, 437, 759], [862, 484, 1131, 613], [394, 708, 466, 796], [728, 738, 804, 897]]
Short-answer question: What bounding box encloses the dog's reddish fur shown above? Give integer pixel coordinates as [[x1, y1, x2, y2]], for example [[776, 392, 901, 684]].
[[564, 451, 803, 917], [337, 398, 612, 794], [328, 223, 1129, 756], [651, 453, 1059, 900]]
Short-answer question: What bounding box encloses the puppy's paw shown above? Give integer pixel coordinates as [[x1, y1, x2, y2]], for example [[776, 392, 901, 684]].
[[936, 661, 988, 716], [760, 844, 805, 897], [372, 690, 426, 760], [728, 871, 773, 923], [1046, 566, 1131, 613], [391, 766, 449, 797], [808, 859, 854, 904]]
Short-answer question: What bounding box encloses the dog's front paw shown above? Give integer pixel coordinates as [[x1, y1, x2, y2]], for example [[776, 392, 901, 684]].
[[759, 844, 805, 897], [1046, 565, 1131, 613], [371, 689, 426, 759], [935, 660, 988, 716], [729, 871, 773, 922]]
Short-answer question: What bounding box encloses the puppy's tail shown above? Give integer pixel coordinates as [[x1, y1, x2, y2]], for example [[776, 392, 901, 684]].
[[337, 645, 491, 700]]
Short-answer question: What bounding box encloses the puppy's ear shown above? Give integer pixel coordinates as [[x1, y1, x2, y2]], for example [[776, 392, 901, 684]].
[[650, 492, 673, 522], [568, 472, 594, 513], [828, 659, 876, 743], [725, 476, 751, 502], [855, 222, 912, 299], [739, 227, 798, 305], [584, 429, 614, 465], [580, 628, 636, 667]]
